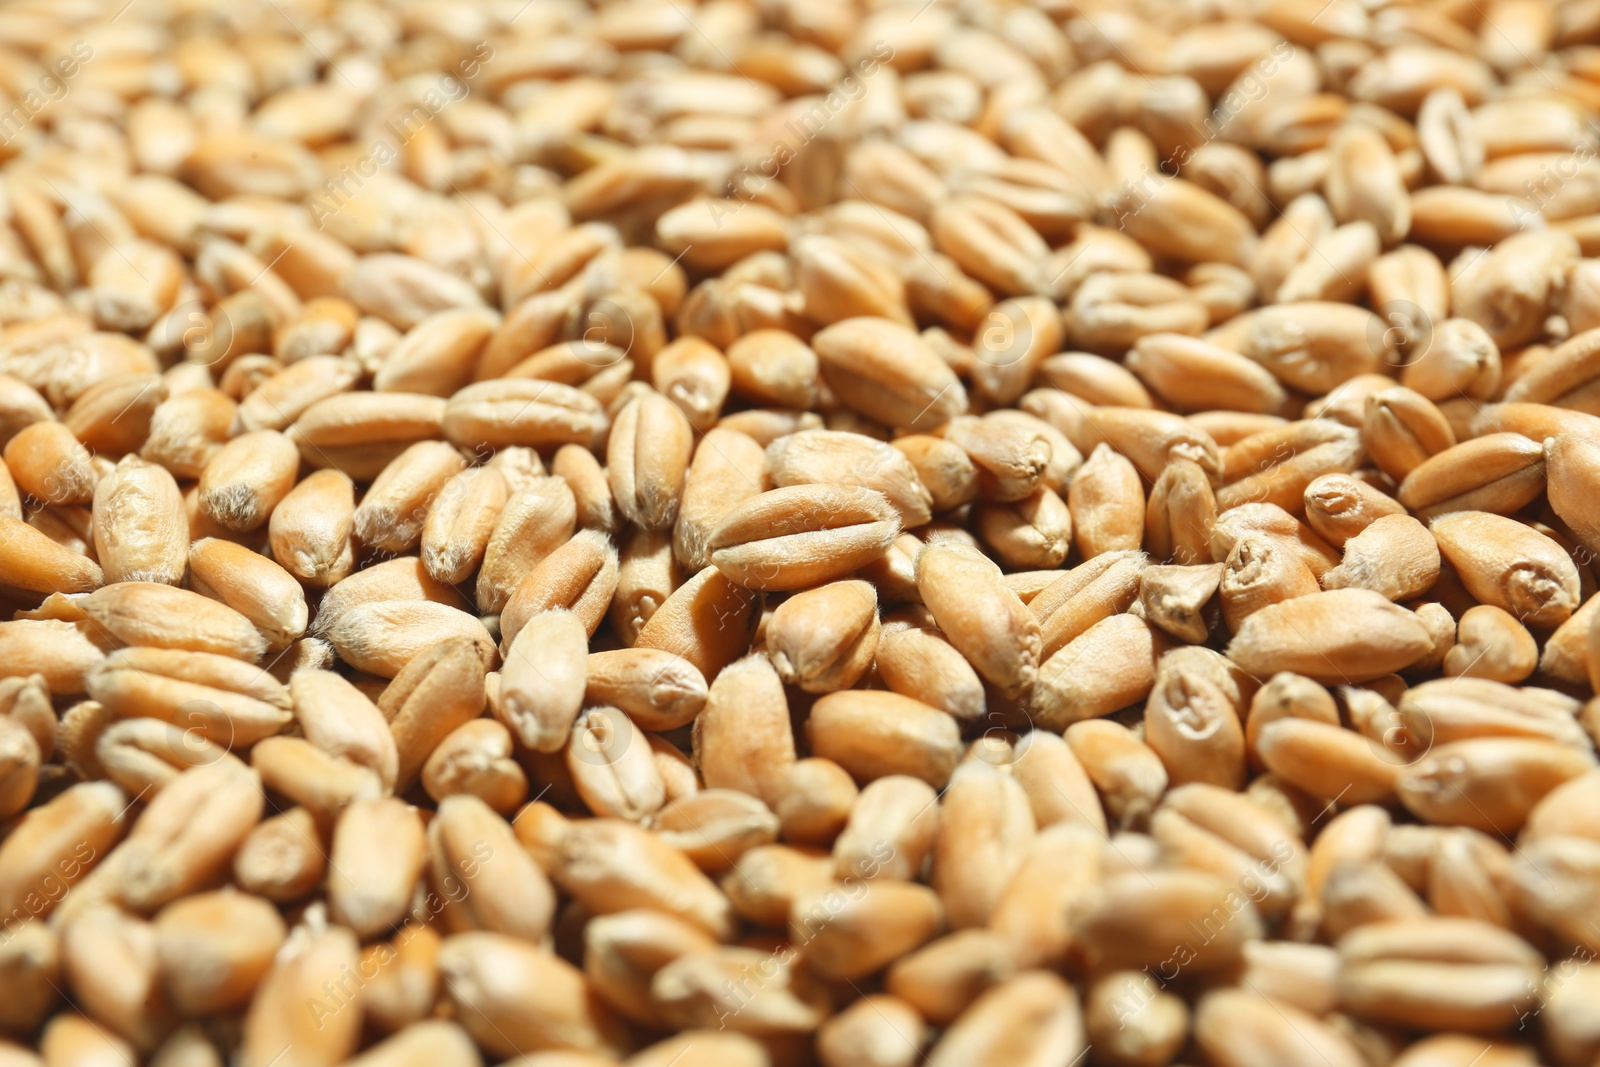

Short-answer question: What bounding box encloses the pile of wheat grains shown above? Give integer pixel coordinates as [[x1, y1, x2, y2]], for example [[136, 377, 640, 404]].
[[0, 0, 1599, 1064]]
